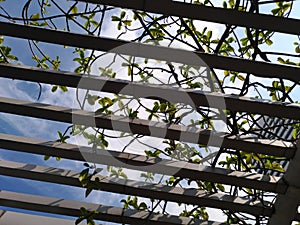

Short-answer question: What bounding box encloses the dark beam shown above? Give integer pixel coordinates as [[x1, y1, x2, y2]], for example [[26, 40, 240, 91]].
[[0, 160, 273, 216], [0, 210, 84, 225], [75, 0, 300, 35], [0, 97, 296, 158], [0, 133, 288, 193], [0, 190, 231, 225], [1, 63, 300, 120], [0, 22, 299, 82]]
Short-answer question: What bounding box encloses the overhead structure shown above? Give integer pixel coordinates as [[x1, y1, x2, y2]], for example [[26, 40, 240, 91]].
[[0, 1, 300, 225]]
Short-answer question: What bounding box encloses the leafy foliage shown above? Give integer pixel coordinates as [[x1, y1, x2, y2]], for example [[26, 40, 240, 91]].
[[1, 0, 299, 224], [75, 207, 99, 225]]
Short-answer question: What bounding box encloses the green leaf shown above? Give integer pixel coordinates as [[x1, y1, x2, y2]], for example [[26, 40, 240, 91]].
[[271, 8, 280, 15], [58, 131, 63, 139], [265, 39, 273, 46], [85, 187, 93, 197], [238, 6, 245, 11], [292, 128, 298, 139], [224, 70, 230, 76], [139, 202, 148, 210], [229, 0, 235, 8], [71, 6, 78, 14], [7, 54, 18, 61], [121, 62, 130, 67], [272, 81, 279, 88], [237, 75, 245, 81], [118, 22, 122, 30], [59, 86, 68, 92], [245, 188, 253, 194], [75, 216, 85, 225], [80, 207, 88, 214], [31, 13, 40, 20], [123, 20, 132, 26], [111, 16, 120, 21], [160, 103, 167, 112], [87, 94, 99, 105], [79, 168, 89, 183], [120, 11, 126, 19], [129, 110, 138, 119], [51, 86, 58, 92], [277, 57, 285, 64], [91, 20, 99, 27], [207, 30, 212, 39], [101, 138, 108, 148], [216, 183, 225, 192], [240, 37, 248, 46], [87, 220, 95, 225], [230, 75, 236, 83]]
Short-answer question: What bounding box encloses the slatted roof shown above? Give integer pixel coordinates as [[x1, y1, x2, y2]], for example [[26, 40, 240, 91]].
[[0, 1, 300, 225]]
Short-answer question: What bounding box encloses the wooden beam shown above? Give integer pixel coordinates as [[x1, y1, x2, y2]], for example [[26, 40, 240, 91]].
[[1, 63, 300, 120], [0, 190, 232, 225], [0, 210, 86, 225], [0, 133, 288, 193], [0, 22, 299, 83], [0, 160, 273, 216], [0, 97, 296, 158], [75, 0, 300, 35]]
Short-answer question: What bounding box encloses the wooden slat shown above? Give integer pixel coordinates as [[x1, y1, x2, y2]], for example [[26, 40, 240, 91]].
[[1, 63, 300, 120], [0, 190, 231, 225], [0, 133, 287, 193], [0, 22, 300, 82], [0, 160, 273, 216], [75, 0, 300, 35], [0, 97, 295, 158], [0, 210, 87, 225]]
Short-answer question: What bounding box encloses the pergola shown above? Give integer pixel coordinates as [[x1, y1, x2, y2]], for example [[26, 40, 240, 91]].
[[0, 1, 300, 225]]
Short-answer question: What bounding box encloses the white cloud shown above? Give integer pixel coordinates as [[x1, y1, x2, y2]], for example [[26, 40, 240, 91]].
[[0, 78, 33, 101]]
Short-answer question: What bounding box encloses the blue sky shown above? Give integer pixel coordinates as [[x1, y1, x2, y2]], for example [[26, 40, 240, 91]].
[[0, 0, 300, 224], [0, 1, 129, 223]]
